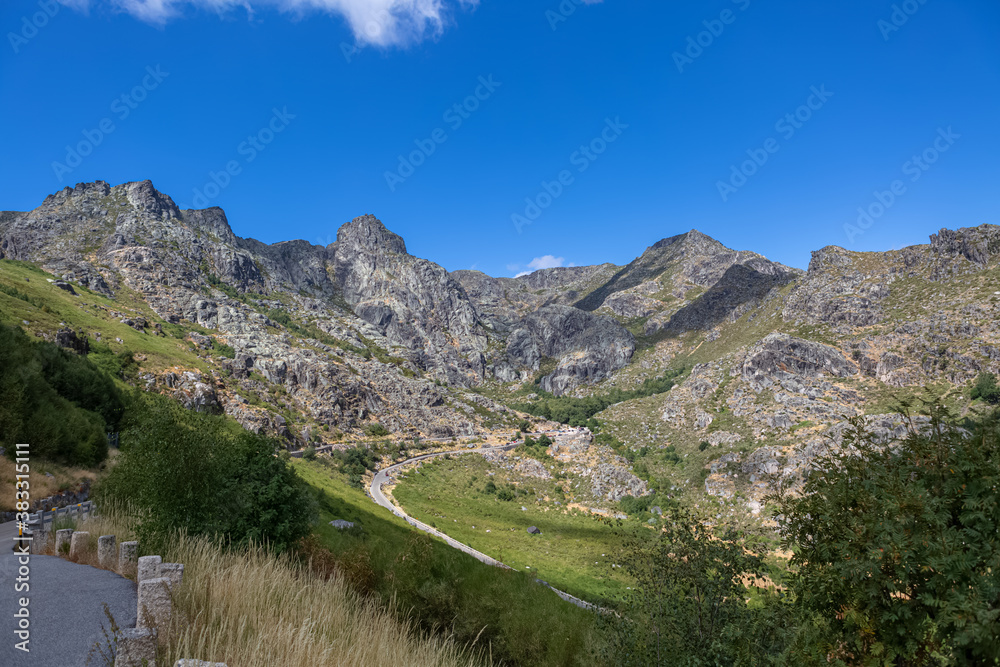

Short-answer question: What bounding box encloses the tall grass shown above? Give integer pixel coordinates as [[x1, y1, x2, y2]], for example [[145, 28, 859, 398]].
[[57, 509, 487, 667]]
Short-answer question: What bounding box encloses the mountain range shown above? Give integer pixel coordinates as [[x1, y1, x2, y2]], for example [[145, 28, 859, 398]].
[[2, 179, 998, 504]]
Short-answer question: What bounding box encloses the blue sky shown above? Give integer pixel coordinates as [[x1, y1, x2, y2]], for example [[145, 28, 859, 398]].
[[2, 0, 998, 275]]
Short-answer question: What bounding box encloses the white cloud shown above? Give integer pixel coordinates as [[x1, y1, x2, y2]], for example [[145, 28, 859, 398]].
[[510, 254, 572, 277], [74, 0, 477, 46]]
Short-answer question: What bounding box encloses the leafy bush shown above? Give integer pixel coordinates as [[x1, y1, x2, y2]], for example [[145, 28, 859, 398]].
[[972, 372, 1000, 404], [96, 392, 315, 553], [0, 324, 119, 466], [516, 434, 553, 461], [599, 508, 791, 665], [212, 339, 236, 358], [330, 446, 379, 488], [365, 423, 390, 437], [618, 495, 651, 516], [88, 341, 140, 383], [773, 404, 1000, 663]]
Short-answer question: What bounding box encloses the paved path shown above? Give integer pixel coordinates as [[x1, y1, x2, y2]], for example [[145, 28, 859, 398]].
[[0, 552, 137, 666], [367, 434, 600, 611]]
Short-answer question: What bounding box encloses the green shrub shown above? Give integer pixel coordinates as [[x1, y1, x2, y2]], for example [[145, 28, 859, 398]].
[[599, 507, 790, 665], [330, 446, 379, 489], [96, 392, 315, 553], [972, 372, 1000, 404], [0, 323, 119, 466], [773, 403, 1000, 663], [212, 339, 236, 359], [365, 423, 390, 437]]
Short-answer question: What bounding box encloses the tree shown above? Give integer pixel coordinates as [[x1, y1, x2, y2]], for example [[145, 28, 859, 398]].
[[97, 392, 315, 553], [0, 323, 119, 466], [971, 372, 1000, 405], [772, 404, 1000, 664], [365, 423, 390, 437], [599, 509, 789, 666]]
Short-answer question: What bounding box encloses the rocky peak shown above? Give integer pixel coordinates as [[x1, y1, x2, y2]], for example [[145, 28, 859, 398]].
[[929, 224, 1000, 267], [649, 229, 727, 256], [577, 229, 795, 312], [120, 180, 181, 220], [806, 245, 855, 274], [335, 214, 407, 255], [43, 180, 112, 206], [181, 207, 238, 245]]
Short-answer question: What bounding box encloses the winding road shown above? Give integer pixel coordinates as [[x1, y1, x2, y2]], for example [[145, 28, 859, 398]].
[[367, 434, 599, 611]]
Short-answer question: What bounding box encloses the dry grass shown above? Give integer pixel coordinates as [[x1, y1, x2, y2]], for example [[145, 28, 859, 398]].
[[45, 510, 485, 667], [0, 455, 103, 512]]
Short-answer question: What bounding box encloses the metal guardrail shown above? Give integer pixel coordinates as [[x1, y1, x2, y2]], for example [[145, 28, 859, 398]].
[[28, 501, 94, 531]]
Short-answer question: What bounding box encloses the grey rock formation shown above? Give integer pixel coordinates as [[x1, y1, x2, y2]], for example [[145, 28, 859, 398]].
[[743, 333, 856, 390], [503, 305, 635, 395]]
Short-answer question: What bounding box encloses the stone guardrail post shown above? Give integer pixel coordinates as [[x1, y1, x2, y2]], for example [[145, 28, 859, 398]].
[[160, 563, 184, 590], [114, 627, 156, 667], [69, 531, 90, 559], [138, 555, 162, 582], [137, 576, 172, 630], [98, 535, 117, 569], [119, 541, 139, 576], [54, 529, 73, 555]]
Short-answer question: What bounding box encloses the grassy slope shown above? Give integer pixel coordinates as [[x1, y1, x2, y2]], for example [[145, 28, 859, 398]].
[[292, 458, 601, 667], [0, 259, 210, 372], [391, 453, 634, 603]]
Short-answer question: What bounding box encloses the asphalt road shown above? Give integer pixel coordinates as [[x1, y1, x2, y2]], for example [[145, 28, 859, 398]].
[[367, 433, 599, 611], [0, 552, 137, 666]]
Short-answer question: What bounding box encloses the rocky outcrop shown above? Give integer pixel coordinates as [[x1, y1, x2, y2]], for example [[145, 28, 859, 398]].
[[328, 215, 489, 386], [503, 305, 635, 395], [743, 333, 856, 389]]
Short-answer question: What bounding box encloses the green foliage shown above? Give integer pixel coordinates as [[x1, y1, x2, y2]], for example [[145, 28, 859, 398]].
[[661, 444, 680, 465], [517, 434, 553, 461], [514, 368, 684, 426], [87, 341, 140, 383], [698, 440, 710, 452], [971, 372, 1000, 405], [518, 419, 533, 432], [0, 323, 118, 466], [599, 507, 791, 666], [618, 495, 652, 516], [773, 404, 1000, 664], [212, 339, 236, 358], [96, 391, 315, 553], [365, 423, 390, 437], [330, 446, 379, 488], [302, 446, 317, 461]]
